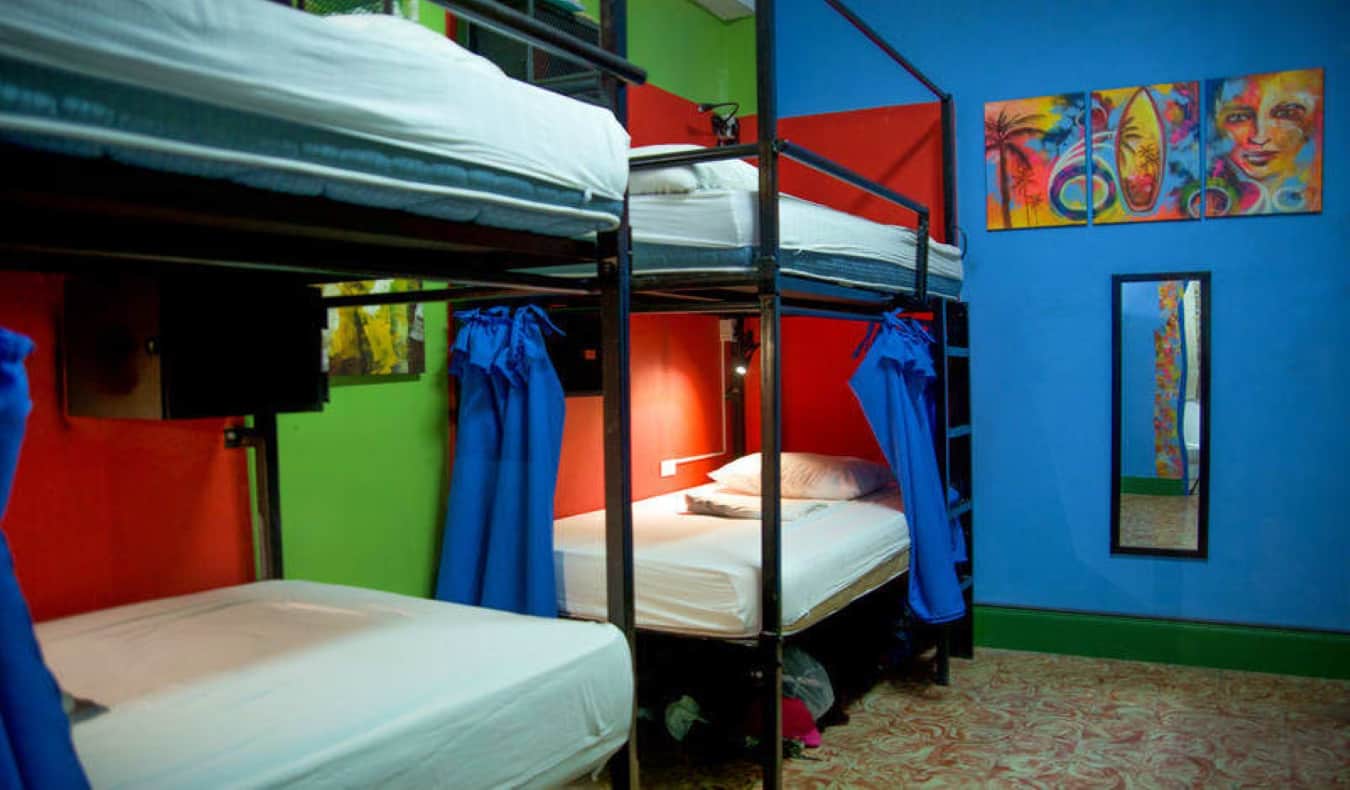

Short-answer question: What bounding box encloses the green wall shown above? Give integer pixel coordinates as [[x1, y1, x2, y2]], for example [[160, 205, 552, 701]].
[[632, 1, 755, 112], [278, 303, 449, 597], [580, 0, 756, 111], [416, 1, 447, 35]]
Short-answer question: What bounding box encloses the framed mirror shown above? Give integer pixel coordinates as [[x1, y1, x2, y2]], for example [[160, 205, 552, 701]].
[[1111, 272, 1210, 558]]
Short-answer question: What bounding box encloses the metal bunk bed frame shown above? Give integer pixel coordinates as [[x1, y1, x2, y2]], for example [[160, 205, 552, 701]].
[[618, 2, 966, 786], [0, 0, 646, 786], [438, 2, 974, 786]]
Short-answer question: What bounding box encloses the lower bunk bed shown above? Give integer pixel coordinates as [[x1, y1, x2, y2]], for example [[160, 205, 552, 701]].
[[35, 580, 633, 789], [554, 483, 909, 640]]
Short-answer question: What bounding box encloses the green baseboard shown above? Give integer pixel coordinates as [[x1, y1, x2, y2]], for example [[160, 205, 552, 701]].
[[975, 605, 1350, 679], [1120, 476, 1187, 496]]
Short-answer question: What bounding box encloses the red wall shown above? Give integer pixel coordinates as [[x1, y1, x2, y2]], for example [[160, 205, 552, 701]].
[[555, 314, 727, 516], [630, 84, 729, 148], [740, 317, 886, 466], [741, 103, 950, 242], [0, 273, 254, 622]]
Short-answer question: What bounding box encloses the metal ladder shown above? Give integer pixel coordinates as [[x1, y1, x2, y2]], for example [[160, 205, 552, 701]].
[[933, 299, 974, 682]]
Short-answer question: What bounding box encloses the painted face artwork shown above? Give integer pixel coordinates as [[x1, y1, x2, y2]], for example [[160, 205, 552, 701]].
[[1205, 68, 1324, 216]]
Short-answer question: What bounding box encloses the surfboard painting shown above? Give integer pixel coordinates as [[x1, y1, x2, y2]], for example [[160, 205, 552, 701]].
[[1091, 82, 1201, 224], [984, 93, 1088, 230], [1203, 68, 1323, 217]]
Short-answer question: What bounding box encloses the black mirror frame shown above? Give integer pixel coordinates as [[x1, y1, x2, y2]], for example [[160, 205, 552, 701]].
[[1110, 271, 1211, 559]]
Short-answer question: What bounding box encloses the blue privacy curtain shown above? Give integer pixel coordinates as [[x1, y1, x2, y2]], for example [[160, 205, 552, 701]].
[[0, 327, 88, 788], [850, 313, 966, 624], [435, 306, 566, 617]]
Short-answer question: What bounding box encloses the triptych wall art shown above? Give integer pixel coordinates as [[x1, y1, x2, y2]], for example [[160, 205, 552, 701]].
[[984, 67, 1324, 230]]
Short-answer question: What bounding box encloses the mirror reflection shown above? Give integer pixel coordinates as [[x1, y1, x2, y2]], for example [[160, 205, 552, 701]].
[[1113, 273, 1208, 557]]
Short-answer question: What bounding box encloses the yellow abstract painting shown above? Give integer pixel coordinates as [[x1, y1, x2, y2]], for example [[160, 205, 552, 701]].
[[322, 279, 425, 376]]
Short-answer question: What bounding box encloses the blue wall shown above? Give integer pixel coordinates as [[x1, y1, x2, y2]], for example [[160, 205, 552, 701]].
[[778, 0, 1349, 631], [1120, 282, 1161, 480]]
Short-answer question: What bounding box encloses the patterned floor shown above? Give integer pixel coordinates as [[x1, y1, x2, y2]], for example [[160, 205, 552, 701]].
[[587, 648, 1349, 788], [1119, 492, 1201, 551]]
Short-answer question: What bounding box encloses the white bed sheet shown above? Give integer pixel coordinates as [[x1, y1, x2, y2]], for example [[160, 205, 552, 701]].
[[554, 484, 910, 638], [36, 581, 633, 789], [0, 0, 629, 201], [630, 189, 964, 282]]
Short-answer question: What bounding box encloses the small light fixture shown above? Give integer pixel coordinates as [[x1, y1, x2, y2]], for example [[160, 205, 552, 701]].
[[730, 325, 758, 378], [697, 101, 741, 146]]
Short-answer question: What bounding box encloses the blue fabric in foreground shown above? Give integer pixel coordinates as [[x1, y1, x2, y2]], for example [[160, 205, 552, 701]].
[[0, 327, 88, 789], [436, 307, 566, 617], [850, 313, 966, 625]]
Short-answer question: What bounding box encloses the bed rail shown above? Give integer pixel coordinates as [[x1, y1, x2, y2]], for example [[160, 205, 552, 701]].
[[629, 142, 760, 170]]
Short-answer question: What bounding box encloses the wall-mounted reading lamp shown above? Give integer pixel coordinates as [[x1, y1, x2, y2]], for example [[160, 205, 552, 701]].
[[697, 101, 741, 146], [730, 324, 758, 378]]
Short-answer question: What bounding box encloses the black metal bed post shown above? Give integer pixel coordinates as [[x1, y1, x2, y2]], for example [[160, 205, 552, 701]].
[[600, 1, 638, 787], [256, 410, 284, 580], [929, 306, 952, 686], [940, 95, 958, 245], [756, 0, 784, 786]]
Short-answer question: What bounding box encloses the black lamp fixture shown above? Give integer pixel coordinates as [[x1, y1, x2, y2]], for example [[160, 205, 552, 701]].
[[730, 324, 758, 377], [697, 101, 741, 146]]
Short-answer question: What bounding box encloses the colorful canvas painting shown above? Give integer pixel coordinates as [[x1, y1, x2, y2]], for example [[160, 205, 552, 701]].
[[1203, 68, 1323, 217], [984, 93, 1088, 230], [1152, 282, 1185, 481], [1091, 82, 1201, 223], [322, 279, 425, 376]]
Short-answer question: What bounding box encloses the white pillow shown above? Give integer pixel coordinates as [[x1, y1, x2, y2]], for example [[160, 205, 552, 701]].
[[630, 144, 760, 195], [707, 453, 891, 500]]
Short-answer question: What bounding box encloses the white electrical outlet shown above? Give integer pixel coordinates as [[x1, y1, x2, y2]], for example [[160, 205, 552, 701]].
[[659, 459, 678, 478]]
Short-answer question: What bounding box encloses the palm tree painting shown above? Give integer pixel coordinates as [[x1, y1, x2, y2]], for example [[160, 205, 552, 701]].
[[984, 94, 1086, 230], [1091, 82, 1201, 224]]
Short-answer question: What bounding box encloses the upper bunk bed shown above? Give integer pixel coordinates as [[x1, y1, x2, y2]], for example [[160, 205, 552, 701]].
[[629, 146, 963, 298], [0, 0, 642, 285], [527, 144, 965, 300], [613, 0, 962, 316]]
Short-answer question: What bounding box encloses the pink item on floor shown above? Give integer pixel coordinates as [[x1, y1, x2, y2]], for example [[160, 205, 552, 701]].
[[782, 696, 822, 748]]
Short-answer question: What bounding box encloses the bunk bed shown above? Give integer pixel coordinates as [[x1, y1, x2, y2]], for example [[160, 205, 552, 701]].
[[579, 2, 976, 787], [0, 0, 647, 786], [427, 3, 973, 786]]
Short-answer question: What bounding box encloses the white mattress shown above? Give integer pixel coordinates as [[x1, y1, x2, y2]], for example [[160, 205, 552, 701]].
[[554, 484, 910, 638], [630, 189, 965, 282], [0, 0, 629, 202], [36, 581, 633, 789]]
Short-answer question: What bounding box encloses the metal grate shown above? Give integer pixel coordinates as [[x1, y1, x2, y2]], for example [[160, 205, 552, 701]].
[[464, 0, 608, 108], [297, 0, 411, 18]]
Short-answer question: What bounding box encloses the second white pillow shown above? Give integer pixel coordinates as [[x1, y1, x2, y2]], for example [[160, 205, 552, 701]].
[[707, 452, 891, 500]]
